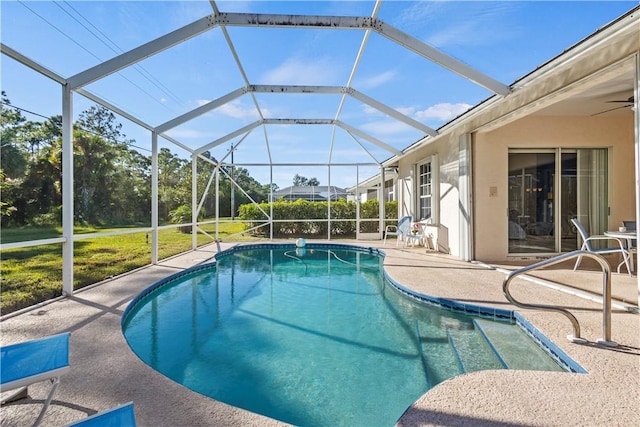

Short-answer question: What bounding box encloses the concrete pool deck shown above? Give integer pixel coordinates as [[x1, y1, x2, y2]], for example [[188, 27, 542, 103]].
[[1, 241, 638, 426]]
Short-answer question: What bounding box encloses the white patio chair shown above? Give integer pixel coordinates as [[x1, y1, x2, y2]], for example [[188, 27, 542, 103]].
[[384, 216, 412, 246], [571, 218, 632, 276]]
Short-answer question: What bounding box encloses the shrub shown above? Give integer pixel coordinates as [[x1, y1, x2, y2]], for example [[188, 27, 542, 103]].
[[169, 204, 204, 233], [238, 199, 398, 237]]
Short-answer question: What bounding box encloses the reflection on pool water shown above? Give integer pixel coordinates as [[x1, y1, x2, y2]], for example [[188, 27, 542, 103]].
[[122, 244, 575, 426]]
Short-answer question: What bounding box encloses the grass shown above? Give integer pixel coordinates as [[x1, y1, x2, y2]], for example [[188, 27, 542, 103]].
[[0, 221, 253, 315]]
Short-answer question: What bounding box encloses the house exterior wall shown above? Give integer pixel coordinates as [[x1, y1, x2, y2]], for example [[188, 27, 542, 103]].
[[474, 114, 635, 261], [385, 11, 637, 262], [396, 131, 465, 256]]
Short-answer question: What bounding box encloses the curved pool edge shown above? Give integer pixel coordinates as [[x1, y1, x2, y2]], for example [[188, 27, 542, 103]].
[[121, 242, 586, 375], [383, 264, 586, 375]]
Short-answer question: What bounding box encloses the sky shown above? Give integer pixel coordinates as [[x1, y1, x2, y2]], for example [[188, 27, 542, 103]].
[[1, 0, 637, 189]]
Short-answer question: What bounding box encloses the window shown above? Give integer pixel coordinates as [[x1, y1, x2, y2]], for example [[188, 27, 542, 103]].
[[384, 178, 395, 202], [417, 160, 432, 221]]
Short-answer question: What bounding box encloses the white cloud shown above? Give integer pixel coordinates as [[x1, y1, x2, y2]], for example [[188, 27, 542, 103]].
[[414, 102, 472, 122], [194, 99, 264, 120], [261, 57, 342, 85], [393, 2, 518, 49], [360, 120, 415, 136], [218, 101, 261, 120], [358, 71, 397, 89], [393, 2, 444, 30], [165, 128, 214, 139], [361, 104, 383, 116]]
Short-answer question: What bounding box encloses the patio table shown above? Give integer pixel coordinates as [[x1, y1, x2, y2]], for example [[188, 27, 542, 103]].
[[413, 221, 436, 250], [604, 230, 637, 274]]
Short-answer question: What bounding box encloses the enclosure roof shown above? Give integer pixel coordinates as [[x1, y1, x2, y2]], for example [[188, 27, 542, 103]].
[[273, 185, 347, 201], [1, 1, 637, 188]]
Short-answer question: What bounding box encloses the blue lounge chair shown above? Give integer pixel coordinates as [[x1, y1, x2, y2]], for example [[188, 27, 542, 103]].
[[66, 402, 136, 427], [1, 332, 71, 426]]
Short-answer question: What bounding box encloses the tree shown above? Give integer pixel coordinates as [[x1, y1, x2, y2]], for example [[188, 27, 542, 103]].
[[293, 174, 320, 186], [76, 106, 124, 143], [158, 147, 188, 222], [0, 94, 275, 228], [0, 91, 27, 179]]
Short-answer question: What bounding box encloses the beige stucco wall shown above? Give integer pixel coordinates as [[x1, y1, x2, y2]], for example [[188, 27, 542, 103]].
[[474, 114, 635, 262], [396, 131, 465, 257]]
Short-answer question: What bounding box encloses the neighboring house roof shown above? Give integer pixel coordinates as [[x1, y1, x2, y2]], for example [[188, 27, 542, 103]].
[[273, 186, 347, 201], [346, 170, 397, 193]]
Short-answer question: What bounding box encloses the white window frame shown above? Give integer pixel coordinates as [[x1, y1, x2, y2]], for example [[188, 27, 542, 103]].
[[415, 154, 438, 222], [385, 178, 395, 202]]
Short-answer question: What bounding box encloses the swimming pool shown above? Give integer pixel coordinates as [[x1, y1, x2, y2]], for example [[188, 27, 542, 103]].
[[122, 244, 579, 426]]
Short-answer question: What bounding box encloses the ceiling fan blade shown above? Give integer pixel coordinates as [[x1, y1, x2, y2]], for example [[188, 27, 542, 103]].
[[591, 104, 632, 116], [607, 96, 634, 103]]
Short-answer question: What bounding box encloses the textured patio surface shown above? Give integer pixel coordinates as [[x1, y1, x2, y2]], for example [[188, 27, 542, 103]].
[[1, 241, 638, 427]]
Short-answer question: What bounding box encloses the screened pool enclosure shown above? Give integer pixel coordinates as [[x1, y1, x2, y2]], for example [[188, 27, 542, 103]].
[[1, 1, 517, 297]]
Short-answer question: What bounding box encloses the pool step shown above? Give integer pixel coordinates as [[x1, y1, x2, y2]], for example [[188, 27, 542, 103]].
[[446, 327, 505, 373], [473, 319, 563, 372], [415, 322, 462, 387], [416, 318, 564, 389]]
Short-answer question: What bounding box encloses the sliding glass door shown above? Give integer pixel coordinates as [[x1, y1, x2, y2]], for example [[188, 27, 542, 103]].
[[508, 148, 607, 254]]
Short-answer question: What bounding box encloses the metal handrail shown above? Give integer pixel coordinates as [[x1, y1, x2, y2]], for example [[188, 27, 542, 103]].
[[502, 250, 617, 347]]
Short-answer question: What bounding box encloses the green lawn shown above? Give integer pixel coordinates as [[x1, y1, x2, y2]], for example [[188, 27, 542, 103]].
[[0, 221, 254, 314]]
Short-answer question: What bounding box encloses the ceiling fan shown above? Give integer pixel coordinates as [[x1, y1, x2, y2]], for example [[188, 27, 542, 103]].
[[608, 95, 634, 104], [591, 95, 635, 116]]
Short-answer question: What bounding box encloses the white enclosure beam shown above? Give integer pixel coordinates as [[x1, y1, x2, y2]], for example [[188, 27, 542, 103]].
[[348, 88, 438, 136], [217, 162, 378, 167], [331, 0, 381, 164], [151, 132, 159, 264], [216, 13, 373, 29], [195, 120, 261, 154], [194, 117, 401, 158], [75, 88, 155, 132], [263, 118, 334, 125], [379, 166, 385, 238], [263, 126, 273, 164], [336, 121, 403, 156], [61, 85, 74, 295], [151, 83, 433, 152], [249, 84, 344, 94], [344, 131, 383, 165], [1, 43, 67, 85], [376, 22, 511, 96], [192, 153, 198, 250], [210, 1, 267, 124], [155, 87, 247, 133], [216, 13, 510, 96], [67, 15, 218, 89], [158, 134, 195, 154]]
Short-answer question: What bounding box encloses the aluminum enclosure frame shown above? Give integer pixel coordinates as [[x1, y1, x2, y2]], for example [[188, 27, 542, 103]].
[[0, 0, 512, 296]]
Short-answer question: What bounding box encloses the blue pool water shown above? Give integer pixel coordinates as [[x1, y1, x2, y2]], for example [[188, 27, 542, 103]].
[[122, 244, 569, 426]]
